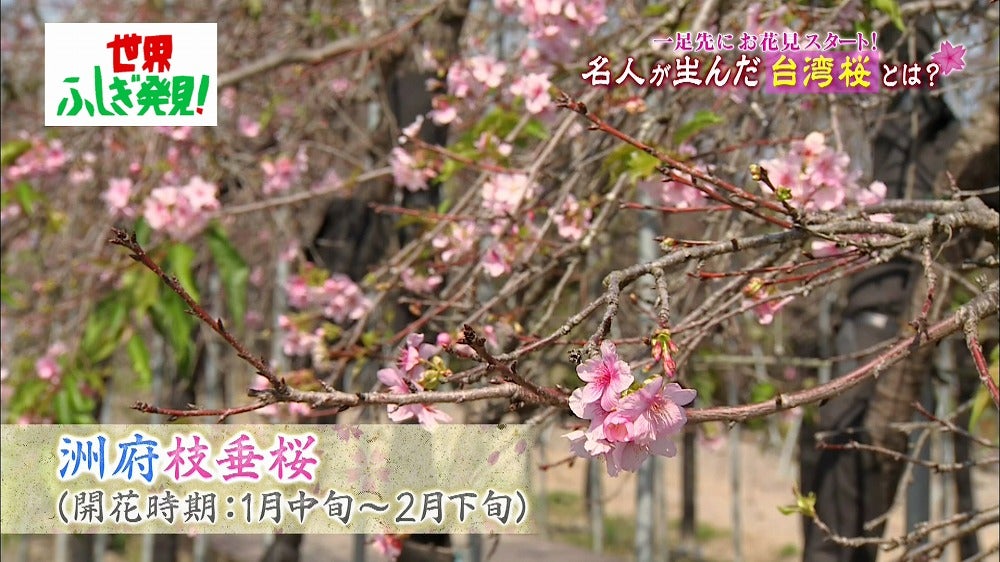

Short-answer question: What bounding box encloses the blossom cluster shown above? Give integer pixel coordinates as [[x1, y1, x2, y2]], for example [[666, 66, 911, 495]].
[[496, 0, 608, 61], [759, 131, 887, 212], [389, 146, 438, 192], [377, 333, 452, 428], [142, 176, 221, 240], [431, 55, 507, 125], [550, 194, 594, 241], [564, 341, 696, 475], [741, 131, 891, 324], [34, 342, 68, 385], [279, 267, 373, 357], [3, 138, 67, 181], [742, 277, 795, 326], [261, 148, 308, 195]]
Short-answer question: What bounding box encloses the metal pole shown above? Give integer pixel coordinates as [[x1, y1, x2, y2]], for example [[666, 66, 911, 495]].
[[588, 458, 604, 554], [729, 370, 742, 562], [634, 161, 659, 562], [636, 456, 656, 562]]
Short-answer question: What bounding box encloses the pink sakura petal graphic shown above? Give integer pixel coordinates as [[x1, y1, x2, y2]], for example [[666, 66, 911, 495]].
[[515, 439, 527, 455], [930, 40, 966, 76], [487, 450, 501, 465]]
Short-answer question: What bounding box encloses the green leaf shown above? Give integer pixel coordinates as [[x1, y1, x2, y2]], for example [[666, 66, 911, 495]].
[[628, 150, 661, 181], [603, 145, 665, 183], [522, 118, 549, 141], [673, 110, 724, 145], [438, 158, 464, 183], [80, 295, 128, 363], [127, 335, 153, 387], [123, 267, 161, 313], [750, 381, 777, 403], [0, 140, 33, 168], [603, 145, 637, 179], [166, 242, 199, 302], [53, 386, 72, 423], [778, 488, 817, 518], [245, 0, 263, 18], [206, 224, 249, 332], [134, 217, 152, 247], [643, 4, 669, 17], [151, 292, 197, 378], [8, 378, 48, 419], [870, 0, 904, 31], [13, 182, 44, 216], [360, 330, 381, 349]]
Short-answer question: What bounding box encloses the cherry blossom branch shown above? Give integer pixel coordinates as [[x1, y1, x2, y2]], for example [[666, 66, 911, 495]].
[[458, 324, 569, 405], [818, 439, 999, 473], [686, 281, 998, 424], [252, 381, 567, 410], [809, 503, 999, 555], [220, 166, 392, 217], [964, 318, 1000, 409], [108, 228, 288, 394], [555, 92, 795, 228], [132, 401, 274, 422], [217, 1, 445, 87], [913, 401, 999, 449]]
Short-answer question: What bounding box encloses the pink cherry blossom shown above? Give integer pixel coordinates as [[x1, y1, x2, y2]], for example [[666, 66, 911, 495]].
[[285, 275, 311, 308], [183, 176, 219, 211], [482, 242, 512, 277], [429, 96, 459, 125], [237, 115, 261, 138], [446, 60, 473, 98], [516, 0, 608, 58], [389, 147, 436, 191], [377, 367, 452, 428], [651, 333, 679, 378], [35, 342, 68, 384], [219, 87, 237, 109], [142, 177, 219, 240], [759, 132, 884, 212], [618, 377, 696, 442], [746, 291, 794, 325], [399, 116, 425, 144], [69, 167, 94, 185], [279, 315, 319, 357], [330, 77, 352, 95], [550, 194, 592, 241], [318, 274, 372, 324], [432, 221, 477, 264], [396, 333, 439, 380], [287, 402, 312, 418], [401, 267, 443, 294], [103, 178, 134, 217], [475, 132, 513, 158], [312, 169, 343, 193], [856, 180, 887, 207], [576, 340, 634, 412], [261, 149, 308, 195], [5, 137, 68, 180], [436, 332, 453, 348], [482, 173, 534, 214], [143, 186, 180, 231], [35, 356, 61, 382], [156, 126, 192, 142], [372, 534, 403, 560], [509, 72, 552, 114], [467, 55, 507, 88]]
